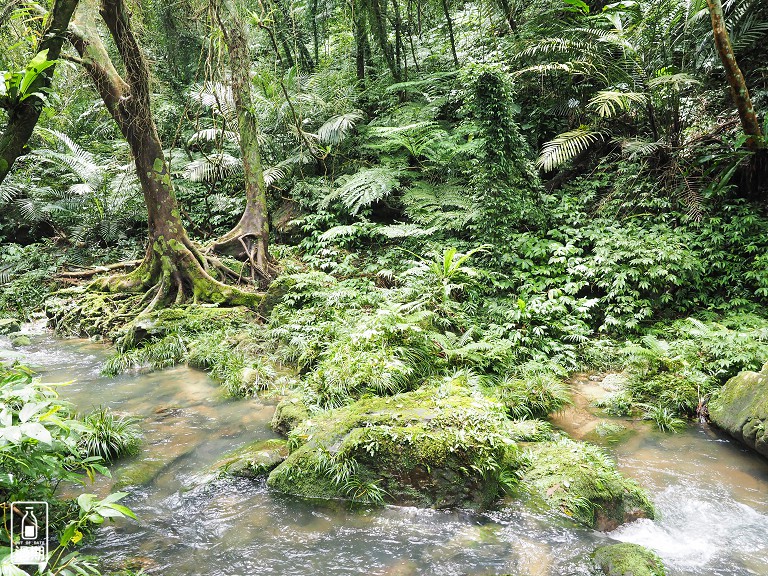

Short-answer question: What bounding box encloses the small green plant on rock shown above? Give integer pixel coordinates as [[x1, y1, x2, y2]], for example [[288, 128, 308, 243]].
[[78, 407, 142, 462]]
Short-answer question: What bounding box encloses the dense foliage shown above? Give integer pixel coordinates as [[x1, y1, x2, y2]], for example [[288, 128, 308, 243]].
[[0, 0, 767, 570]]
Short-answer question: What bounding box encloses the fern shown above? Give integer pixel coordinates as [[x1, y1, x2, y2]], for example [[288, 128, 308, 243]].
[[321, 167, 402, 215], [537, 129, 604, 171]]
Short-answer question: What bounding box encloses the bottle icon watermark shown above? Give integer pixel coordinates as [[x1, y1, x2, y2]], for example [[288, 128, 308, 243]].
[[11, 501, 48, 567]]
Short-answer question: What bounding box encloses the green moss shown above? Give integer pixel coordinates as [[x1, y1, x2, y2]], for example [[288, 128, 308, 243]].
[[593, 543, 666, 576], [271, 396, 311, 435], [586, 422, 634, 446], [258, 275, 298, 318], [268, 381, 518, 509], [114, 305, 254, 350], [521, 437, 654, 530], [709, 364, 768, 457], [214, 438, 288, 477], [10, 334, 31, 347]]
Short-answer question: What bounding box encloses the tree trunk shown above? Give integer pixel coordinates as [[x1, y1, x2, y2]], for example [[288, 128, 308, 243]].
[[67, 0, 259, 309], [354, 0, 368, 81], [441, 0, 459, 66], [210, 0, 275, 286], [0, 0, 80, 184], [368, 0, 400, 81], [706, 0, 763, 150]]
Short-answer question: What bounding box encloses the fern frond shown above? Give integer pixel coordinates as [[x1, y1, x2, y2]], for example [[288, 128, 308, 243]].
[[321, 167, 402, 215], [537, 129, 604, 172]]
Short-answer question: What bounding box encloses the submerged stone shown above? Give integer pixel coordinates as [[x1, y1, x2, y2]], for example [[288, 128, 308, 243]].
[[593, 542, 666, 576], [521, 437, 654, 530], [709, 363, 768, 458], [0, 318, 21, 335], [214, 439, 289, 477], [10, 334, 31, 347], [267, 383, 518, 509]]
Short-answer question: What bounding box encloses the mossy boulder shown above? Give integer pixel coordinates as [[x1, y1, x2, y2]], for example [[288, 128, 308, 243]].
[[114, 305, 254, 349], [521, 437, 654, 530], [709, 363, 768, 458], [0, 318, 21, 335], [593, 543, 666, 576], [271, 396, 311, 435], [45, 290, 128, 337], [258, 275, 298, 318], [214, 439, 288, 477], [267, 383, 518, 509], [10, 334, 31, 347]]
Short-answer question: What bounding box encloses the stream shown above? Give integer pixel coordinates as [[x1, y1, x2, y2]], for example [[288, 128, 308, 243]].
[[3, 329, 768, 576]]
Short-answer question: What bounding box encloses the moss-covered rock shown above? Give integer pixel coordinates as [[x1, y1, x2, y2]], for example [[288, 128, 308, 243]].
[[521, 437, 654, 530], [214, 439, 288, 477], [258, 275, 297, 318], [709, 363, 768, 458], [45, 290, 131, 338], [10, 334, 31, 347], [271, 396, 311, 435], [114, 305, 254, 350], [593, 543, 666, 576], [0, 318, 21, 335], [267, 382, 518, 509]]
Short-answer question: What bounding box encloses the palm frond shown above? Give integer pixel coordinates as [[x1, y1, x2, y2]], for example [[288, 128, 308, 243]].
[[316, 111, 364, 145], [537, 129, 604, 172], [182, 153, 242, 182], [588, 90, 647, 118]]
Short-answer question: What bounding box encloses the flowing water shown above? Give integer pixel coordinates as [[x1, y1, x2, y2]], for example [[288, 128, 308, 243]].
[[3, 328, 768, 576]]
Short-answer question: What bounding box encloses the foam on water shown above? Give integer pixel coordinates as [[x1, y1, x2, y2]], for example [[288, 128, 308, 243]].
[[611, 484, 768, 573]]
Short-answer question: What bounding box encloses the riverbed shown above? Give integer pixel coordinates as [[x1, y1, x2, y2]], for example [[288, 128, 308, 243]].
[[4, 331, 768, 575]]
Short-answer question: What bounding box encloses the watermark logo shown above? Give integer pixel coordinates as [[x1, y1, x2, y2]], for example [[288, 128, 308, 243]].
[[11, 501, 48, 567]]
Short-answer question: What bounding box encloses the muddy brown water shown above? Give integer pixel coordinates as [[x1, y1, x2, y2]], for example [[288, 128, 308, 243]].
[[3, 331, 768, 575]]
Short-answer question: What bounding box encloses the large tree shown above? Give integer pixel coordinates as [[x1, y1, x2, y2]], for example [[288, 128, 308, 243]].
[[209, 0, 276, 286], [0, 0, 80, 184], [706, 0, 764, 151], [66, 0, 258, 310]]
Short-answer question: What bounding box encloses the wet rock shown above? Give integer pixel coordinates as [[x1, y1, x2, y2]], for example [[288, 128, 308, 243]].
[[0, 318, 21, 334], [10, 334, 31, 347], [258, 275, 297, 318], [271, 396, 310, 435], [268, 382, 518, 509], [521, 437, 654, 530], [709, 363, 768, 458], [593, 543, 666, 576], [114, 305, 254, 349], [214, 438, 289, 478]]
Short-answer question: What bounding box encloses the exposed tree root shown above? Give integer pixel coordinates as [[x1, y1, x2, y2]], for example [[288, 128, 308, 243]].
[[87, 237, 263, 318], [47, 237, 263, 341], [209, 228, 279, 288], [56, 260, 142, 280]]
